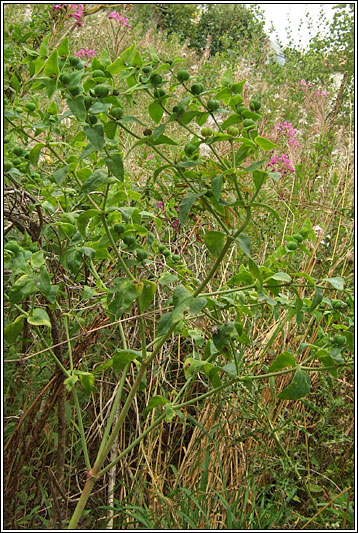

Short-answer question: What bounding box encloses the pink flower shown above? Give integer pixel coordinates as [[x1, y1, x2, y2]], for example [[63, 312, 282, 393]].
[[266, 152, 295, 175], [147, 155, 154, 160], [75, 47, 96, 59], [157, 202, 164, 210], [108, 10, 131, 27]]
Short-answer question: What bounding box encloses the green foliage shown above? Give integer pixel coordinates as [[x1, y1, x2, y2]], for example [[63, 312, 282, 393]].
[[3, 4, 353, 531]]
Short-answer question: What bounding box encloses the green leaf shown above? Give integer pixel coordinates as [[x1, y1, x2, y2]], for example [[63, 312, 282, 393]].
[[77, 209, 99, 237], [88, 101, 110, 114], [158, 272, 178, 286], [151, 134, 177, 146], [252, 170, 268, 190], [196, 112, 210, 126], [83, 124, 105, 150], [43, 49, 59, 78], [323, 277, 345, 291], [269, 272, 292, 282], [67, 96, 86, 121], [104, 120, 117, 139], [316, 349, 338, 378], [57, 37, 69, 58], [60, 248, 82, 275], [81, 169, 117, 193], [221, 67, 233, 87], [204, 231, 226, 256], [113, 349, 140, 374], [236, 233, 251, 257], [76, 371, 95, 393], [221, 114, 241, 130], [108, 44, 136, 74], [36, 266, 52, 300], [39, 33, 50, 57], [137, 280, 157, 312], [268, 351, 296, 372], [107, 279, 139, 318], [64, 374, 78, 392], [29, 143, 45, 166], [244, 159, 265, 172], [4, 315, 25, 344], [9, 274, 39, 304], [164, 403, 176, 422], [31, 251, 45, 269], [27, 308, 52, 327], [248, 258, 263, 284], [227, 265, 254, 286], [211, 175, 222, 200], [309, 287, 323, 311], [189, 297, 207, 315], [148, 101, 164, 123], [105, 153, 124, 180], [278, 368, 310, 400], [53, 165, 69, 185], [179, 191, 206, 225], [157, 310, 179, 337], [144, 395, 170, 415], [254, 136, 277, 151], [241, 109, 261, 120]]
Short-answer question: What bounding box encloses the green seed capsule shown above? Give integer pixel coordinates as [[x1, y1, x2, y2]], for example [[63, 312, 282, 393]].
[[286, 241, 298, 251], [191, 83, 204, 95], [177, 69, 190, 82]]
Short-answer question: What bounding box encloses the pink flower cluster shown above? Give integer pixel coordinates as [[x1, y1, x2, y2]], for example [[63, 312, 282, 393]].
[[75, 47, 96, 59], [266, 152, 295, 175], [297, 79, 313, 91], [108, 10, 131, 27], [274, 121, 301, 147], [69, 4, 83, 26], [316, 89, 327, 97]]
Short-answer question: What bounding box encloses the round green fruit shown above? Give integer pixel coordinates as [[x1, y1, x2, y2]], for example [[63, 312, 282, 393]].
[[299, 229, 309, 238], [207, 99, 220, 111], [94, 84, 109, 98], [171, 254, 181, 262], [87, 114, 98, 125], [184, 143, 197, 156], [332, 299, 344, 310], [110, 106, 124, 119], [177, 69, 190, 82], [142, 65, 153, 74], [243, 119, 255, 128], [59, 73, 71, 85], [333, 334, 346, 346], [201, 127, 213, 138], [84, 96, 93, 110], [293, 233, 304, 243], [4, 161, 12, 171], [13, 147, 25, 157], [154, 88, 166, 98], [24, 102, 37, 112], [191, 83, 204, 95], [286, 241, 298, 251], [75, 60, 85, 70], [123, 234, 136, 246], [162, 248, 171, 257], [173, 104, 185, 116], [150, 73, 162, 86], [13, 157, 23, 167], [158, 244, 166, 253], [250, 100, 261, 111], [227, 126, 239, 136], [114, 223, 126, 234], [92, 69, 105, 78], [136, 249, 148, 261], [69, 85, 82, 97], [69, 55, 80, 66], [236, 105, 247, 115]]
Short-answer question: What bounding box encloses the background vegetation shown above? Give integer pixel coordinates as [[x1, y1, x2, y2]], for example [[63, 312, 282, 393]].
[[3, 3, 354, 530]]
